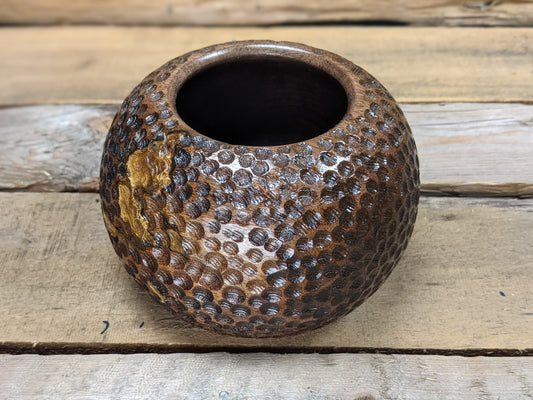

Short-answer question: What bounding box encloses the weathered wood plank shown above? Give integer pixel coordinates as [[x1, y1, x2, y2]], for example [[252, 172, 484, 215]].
[[402, 102, 533, 197], [1, 0, 533, 27], [1, 103, 532, 196], [1, 26, 532, 104], [2, 353, 533, 400], [0, 105, 113, 192], [0, 193, 531, 351]]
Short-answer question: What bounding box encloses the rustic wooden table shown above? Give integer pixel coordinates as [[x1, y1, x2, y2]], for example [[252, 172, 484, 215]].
[[1, 1, 532, 399]]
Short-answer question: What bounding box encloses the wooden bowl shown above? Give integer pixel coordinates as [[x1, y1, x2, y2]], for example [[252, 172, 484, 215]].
[[100, 40, 420, 337]]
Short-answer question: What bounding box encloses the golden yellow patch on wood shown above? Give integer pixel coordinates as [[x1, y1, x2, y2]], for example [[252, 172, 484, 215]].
[[126, 140, 174, 192], [117, 183, 150, 242], [114, 133, 188, 247], [167, 230, 184, 253]]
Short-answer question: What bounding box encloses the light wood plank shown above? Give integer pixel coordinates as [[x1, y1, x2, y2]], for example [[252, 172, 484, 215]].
[[1, 103, 531, 196], [1, 353, 533, 400], [402, 102, 533, 197], [1, 26, 532, 104], [1, 193, 531, 351], [0, 105, 113, 192], [1, 0, 533, 27]]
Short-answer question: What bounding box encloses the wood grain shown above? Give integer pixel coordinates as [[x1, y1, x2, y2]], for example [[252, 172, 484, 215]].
[[0, 105, 114, 192], [1, 0, 533, 27], [1, 26, 532, 105], [402, 102, 533, 197], [1, 103, 531, 196], [2, 353, 533, 400], [1, 193, 531, 351]]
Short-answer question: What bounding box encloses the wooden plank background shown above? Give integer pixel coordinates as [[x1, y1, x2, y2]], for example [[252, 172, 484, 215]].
[[1, 193, 531, 352], [2, 353, 533, 399], [1, 103, 532, 196], [2, 5, 533, 396], [1, 27, 532, 105], [2, 0, 533, 26]]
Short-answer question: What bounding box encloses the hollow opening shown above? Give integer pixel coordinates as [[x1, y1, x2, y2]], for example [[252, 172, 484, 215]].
[[176, 57, 348, 146]]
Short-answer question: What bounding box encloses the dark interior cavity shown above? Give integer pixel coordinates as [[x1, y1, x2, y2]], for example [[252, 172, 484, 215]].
[[176, 57, 348, 146]]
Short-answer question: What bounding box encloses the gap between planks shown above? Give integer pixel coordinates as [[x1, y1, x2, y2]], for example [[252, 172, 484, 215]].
[[0, 103, 531, 196], [1, 0, 533, 26], [1, 353, 533, 400], [0, 193, 531, 352], [1, 342, 532, 357], [1, 26, 532, 104]]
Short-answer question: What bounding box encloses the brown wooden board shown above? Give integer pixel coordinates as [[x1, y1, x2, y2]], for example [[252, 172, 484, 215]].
[[1, 193, 531, 353], [1, 27, 532, 105], [2, 353, 533, 399], [1, 103, 531, 196], [1, 0, 533, 27]]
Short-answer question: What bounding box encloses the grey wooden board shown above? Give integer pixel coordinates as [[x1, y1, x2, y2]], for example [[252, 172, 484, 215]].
[[1, 0, 533, 27], [1, 103, 532, 196], [1, 193, 532, 351], [0, 105, 113, 191], [1, 27, 532, 104], [1, 353, 533, 400]]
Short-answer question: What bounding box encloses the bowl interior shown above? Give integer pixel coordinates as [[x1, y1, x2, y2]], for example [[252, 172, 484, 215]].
[[176, 57, 348, 146]]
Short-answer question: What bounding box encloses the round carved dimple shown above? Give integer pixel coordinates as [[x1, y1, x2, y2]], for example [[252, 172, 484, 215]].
[[248, 227, 269, 246], [205, 251, 228, 271], [233, 169, 253, 188], [184, 261, 204, 282], [100, 40, 420, 338], [222, 241, 239, 256], [185, 221, 205, 240], [224, 286, 247, 304], [252, 161, 269, 176], [214, 206, 232, 224], [234, 210, 251, 225], [246, 248, 264, 263], [223, 268, 244, 286], [230, 191, 250, 210], [173, 272, 193, 291], [242, 263, 258, 280], [215, 167, 233, 183], [217, 150, 235, 164]]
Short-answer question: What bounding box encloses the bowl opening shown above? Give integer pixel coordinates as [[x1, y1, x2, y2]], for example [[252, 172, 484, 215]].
[[176, 57, 348, 146]]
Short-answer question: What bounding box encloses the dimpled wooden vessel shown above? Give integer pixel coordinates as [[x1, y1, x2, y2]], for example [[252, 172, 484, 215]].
[[100, 40, 420, 337]]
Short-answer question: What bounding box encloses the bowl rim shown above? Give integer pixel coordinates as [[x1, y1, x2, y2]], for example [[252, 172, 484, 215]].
[[158, 40, 381, 149]]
